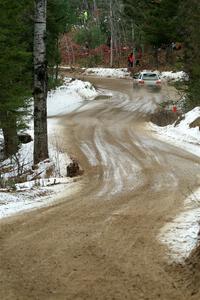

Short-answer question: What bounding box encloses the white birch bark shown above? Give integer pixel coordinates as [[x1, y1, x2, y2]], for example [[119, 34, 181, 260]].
[[33, 0, 48, 164]]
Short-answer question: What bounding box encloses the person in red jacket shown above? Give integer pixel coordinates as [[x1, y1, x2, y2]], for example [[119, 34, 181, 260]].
[[127, 52, 135, 68]]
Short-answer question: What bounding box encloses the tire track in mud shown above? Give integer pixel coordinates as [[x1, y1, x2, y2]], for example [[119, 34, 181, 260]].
[[74, 83, 184, 200], [94, 126, 143, 197]]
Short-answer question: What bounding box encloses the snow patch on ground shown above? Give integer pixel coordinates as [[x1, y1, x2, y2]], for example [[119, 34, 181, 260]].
[[83, 67, 131, 78], [153, 107, 200, 263], [82, 67, 187, 81], [94, 127, 143, 197], [0, 178, 80, 219], [0, 77, 101, 220], [160, 71, 188, 81], [80, 142, 99, 166], [158, 188, 200, 264], [47, 78, 99, 116], [149, 107, 200, 157]]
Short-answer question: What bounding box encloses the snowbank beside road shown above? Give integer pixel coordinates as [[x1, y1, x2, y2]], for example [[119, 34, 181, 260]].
[[83, 67, 131, 78], [159, 188, 200, 264], [149, 107, 200, 157], [150, 107, 200, 263], [0, 78, 100, 220], [83, 67, 187, 81], [1, 78, 98, 182], [160, 71, 188, 81], [0, 178, 80, 219], [47, 78, 99, 116]]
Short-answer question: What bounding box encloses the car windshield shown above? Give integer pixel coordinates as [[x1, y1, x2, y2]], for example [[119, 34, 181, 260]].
[[142, 73, 158, 80]]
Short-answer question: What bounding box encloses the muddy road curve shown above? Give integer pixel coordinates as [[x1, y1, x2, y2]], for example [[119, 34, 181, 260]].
[[0, 78, 200, 300]]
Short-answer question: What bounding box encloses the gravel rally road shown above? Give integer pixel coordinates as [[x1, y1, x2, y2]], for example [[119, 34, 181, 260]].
[[0, 77, 200, 300]]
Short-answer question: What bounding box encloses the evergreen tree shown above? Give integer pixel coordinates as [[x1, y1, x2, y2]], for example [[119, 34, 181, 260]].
[[0, 0, 75, 160], [180, 0, 200, 109], [47, 0, 75, 82], [0, 0, 33, 157], [123, 0, 180, 47], [143, 0, 180, 47]]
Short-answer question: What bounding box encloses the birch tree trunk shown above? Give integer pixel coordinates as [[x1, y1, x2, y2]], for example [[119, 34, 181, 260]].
[[33, 0, 48, 164], [93, 0, 99, 25]]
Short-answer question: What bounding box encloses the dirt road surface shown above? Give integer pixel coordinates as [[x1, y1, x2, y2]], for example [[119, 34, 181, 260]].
[[0, 77, 200, 300]]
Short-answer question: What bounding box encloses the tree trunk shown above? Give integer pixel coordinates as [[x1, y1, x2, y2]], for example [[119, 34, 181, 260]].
[[33, 0, 48, 165], [1, 112, 18, 158], [93, 0, 99, 25], [55, 38, 59, 81], [166, 45, 173, 65], [153, 47, 159, 68]]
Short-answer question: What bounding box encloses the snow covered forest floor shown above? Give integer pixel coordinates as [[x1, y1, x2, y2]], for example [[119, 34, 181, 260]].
[[0, 77, 106, 218]]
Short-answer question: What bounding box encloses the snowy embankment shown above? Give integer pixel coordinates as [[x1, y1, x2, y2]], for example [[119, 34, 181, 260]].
[[149, 107, 200, 157], [48, 77, 98, 116], [83, 67, 187, 81], [158, 188, 200, 264], [150, 107, 200, 263], [83, 67, 131, 78], [160, 71, 188, 81], [0, 78, 101, 219]]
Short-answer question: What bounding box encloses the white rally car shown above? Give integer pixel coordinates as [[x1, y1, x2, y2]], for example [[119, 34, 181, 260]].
[[133, 71, 162, 90]]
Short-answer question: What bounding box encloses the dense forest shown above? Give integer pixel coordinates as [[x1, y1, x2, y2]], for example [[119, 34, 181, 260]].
[[0, 0, 199, 163]]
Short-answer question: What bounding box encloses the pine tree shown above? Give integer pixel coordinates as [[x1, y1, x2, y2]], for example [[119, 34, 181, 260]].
[[0, 0, 33, 157], [123, 0, 180, 47], [0, 0, 75, 161], [143, 0, 180, 47], [180, 0, 200, 109], [47, 0, 75, 82]]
